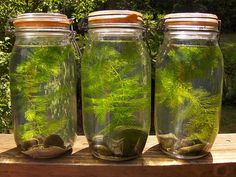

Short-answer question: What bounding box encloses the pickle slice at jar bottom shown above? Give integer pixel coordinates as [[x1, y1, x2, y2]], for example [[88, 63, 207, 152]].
[[91, 127, 148, 158], [20, 134, 71, 158], [104, 126, 148, 157], [158, 133, 207, 155]]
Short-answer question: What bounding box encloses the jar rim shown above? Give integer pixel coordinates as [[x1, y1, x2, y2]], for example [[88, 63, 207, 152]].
[[13, 13, 72, 29], [163, 13, 220, 32], [88, 10, 144, 29], [164, 13, 218, 19]]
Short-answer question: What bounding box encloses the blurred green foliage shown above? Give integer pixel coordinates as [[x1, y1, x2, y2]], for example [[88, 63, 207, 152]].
[[220, 34, 236, 104], [1, 0, 236, 132], [0, 49, 11, 133]]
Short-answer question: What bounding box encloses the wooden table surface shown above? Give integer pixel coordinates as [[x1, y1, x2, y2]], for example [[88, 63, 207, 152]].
[[0, 134, 236, 177]]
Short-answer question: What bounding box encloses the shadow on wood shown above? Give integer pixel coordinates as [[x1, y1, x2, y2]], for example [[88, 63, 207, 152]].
[[144, 144, 213, 164], [1, 134, 236, 177]]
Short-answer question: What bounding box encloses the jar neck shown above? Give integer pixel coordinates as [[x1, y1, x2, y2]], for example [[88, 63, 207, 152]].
[[164, 30, 219, 45], [14, 31, 71, 46], [88, 28, 144, 41]]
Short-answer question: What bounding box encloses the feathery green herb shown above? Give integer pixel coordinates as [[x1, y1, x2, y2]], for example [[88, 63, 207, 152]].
[[11, 45, 76, 141], [156, 45, 222, 143], [82, 41, 151, 133]]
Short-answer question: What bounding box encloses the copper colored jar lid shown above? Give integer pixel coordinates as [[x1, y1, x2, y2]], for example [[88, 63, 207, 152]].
[[88, 10, 144, 29], [13, 13, 72, 29], [163, 13, 220, 31]]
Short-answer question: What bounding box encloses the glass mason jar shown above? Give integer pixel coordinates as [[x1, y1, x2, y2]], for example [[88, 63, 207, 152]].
[[155, 13, 224, 159], [81, 10, 151, 161], [10, 13, 77, 158]]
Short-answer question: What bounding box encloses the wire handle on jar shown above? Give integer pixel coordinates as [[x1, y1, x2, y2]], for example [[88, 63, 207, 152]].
[[77, 16, 89, 32], [217, 20, 221, 40], [157, 18, 166, 32], [69, 18, 82, 59], [70, 30, 82, 58]]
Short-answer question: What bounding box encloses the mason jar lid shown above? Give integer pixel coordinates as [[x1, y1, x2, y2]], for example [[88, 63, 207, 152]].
[[88, 10, 144, 29], [13, 13, 72, 30], [163, 13, 220, 32]]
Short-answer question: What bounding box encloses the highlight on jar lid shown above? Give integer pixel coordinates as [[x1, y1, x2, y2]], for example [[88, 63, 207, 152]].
[[13, 13, 72, 29], [88, 10, 144, 28], [163, 13, 220, 31]]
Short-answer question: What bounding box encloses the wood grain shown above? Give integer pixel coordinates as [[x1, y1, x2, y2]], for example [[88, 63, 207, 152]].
[[0, 134, 236, 177]]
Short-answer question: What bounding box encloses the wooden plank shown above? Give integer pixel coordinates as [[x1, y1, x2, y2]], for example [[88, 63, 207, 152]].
[[0, 134, 236, 177]]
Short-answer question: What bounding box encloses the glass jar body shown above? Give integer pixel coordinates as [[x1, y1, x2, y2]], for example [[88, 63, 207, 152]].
[[82, 28, 151, 161], [10, 32, 77, 158], [155, 31, 224, 159]]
